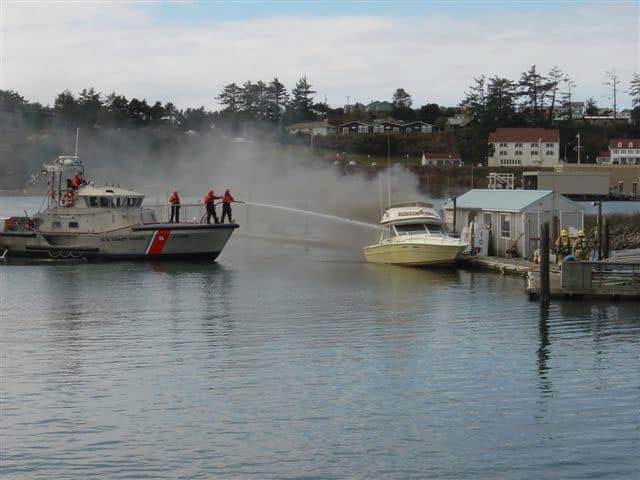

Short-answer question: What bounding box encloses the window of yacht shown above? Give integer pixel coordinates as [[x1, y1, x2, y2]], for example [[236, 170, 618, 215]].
[[89, 197, 98, 207], [395, 223, 427, 235], [425, 223, 444, 234], [99, 197, 110, 208], [69, 221, 79, 228], [126, 198, 136, 207], [135, 198, 143, 207]]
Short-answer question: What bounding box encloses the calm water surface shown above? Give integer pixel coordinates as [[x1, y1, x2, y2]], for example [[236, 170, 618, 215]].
[[1, 197, 639, 479]]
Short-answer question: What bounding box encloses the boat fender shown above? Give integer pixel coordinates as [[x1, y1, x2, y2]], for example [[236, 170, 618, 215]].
[[61, 191, 75, 208], [5, 218, 14, 231]]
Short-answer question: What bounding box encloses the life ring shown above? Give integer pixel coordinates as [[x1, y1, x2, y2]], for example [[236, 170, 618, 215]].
[[61, 191, 75, 208]]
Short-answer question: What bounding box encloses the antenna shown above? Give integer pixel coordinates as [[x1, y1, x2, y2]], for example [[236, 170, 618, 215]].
[[74, 128, 80, 156]]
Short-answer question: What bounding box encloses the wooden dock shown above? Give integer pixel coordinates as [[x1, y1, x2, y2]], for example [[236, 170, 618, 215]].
[[461, 255, 560, 276], [461, 255, 640, 299]]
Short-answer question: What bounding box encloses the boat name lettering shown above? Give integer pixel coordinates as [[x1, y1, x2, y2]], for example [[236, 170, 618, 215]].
[[398, 211, 425, 216]]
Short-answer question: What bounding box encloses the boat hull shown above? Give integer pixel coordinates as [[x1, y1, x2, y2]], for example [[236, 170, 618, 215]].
[[0, 223, 238, 261], [363, 242, 466, 266]]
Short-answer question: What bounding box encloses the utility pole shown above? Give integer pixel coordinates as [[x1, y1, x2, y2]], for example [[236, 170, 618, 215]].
[[604, 70, 620, 120], [576, 133, 582, 164]]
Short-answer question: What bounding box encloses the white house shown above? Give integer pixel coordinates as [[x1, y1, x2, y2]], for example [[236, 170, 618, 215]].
[[442, 189, 583, 258], [488, 128, 560, 167], [286, 120, 337, 136], [607, 138, 640, 165], [421, 152, 462, 167]]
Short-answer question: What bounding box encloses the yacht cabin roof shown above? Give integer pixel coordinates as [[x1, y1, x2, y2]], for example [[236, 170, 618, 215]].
[[76, 184, 144, 198], [381, 204, 442, 225]]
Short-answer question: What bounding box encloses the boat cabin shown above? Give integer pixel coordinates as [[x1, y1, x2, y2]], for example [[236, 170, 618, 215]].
[[379, 202, 448, 239]]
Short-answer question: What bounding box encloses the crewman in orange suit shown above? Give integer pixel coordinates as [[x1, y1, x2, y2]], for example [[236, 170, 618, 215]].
[[169, 191, 181, 223], [202, 189, 221, 224]]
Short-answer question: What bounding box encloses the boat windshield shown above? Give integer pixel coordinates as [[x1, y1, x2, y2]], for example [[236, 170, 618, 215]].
[[394, 223, 445, 235]]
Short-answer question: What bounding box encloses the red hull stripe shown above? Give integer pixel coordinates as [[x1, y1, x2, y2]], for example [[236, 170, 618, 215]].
[[146, 229, 171, 255]]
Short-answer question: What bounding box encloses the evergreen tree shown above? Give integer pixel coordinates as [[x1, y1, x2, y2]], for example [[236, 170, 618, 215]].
[[630, 73, 640, 126], [54, 89, 79, 125], [559, 77, 577, 122], [585, 97, 598, 115], [460, 76, 487, 121], [486, 76, 517, 127], [77, 87, 103, 126], [392, 88, 412, 108], [417, 103, 442, 124], [0, 90, 27, 112], [265, 77, 288, 123], [546, 66, 564, 123], [289, 76, 316, 122], [216, 83, 243, 113], [518, 65, 548, 123], [628, 73, 639, 107]]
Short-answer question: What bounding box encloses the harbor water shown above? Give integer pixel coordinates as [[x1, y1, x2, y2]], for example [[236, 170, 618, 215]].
[[1, 196, 639, 479]]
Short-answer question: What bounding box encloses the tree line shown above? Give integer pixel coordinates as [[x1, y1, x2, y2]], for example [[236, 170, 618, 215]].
[[2, 67, 638, 141]]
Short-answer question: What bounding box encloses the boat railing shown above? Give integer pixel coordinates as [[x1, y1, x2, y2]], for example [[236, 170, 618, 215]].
[[144, 203, 213, 224]]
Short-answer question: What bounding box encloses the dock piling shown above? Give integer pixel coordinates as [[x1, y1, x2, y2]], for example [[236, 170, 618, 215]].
[[540, 222, 551, 305]]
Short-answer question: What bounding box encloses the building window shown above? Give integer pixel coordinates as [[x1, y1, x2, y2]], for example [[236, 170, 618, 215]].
[[629, 143, 633, 148], [342, 127, 348, 133], [499, 143, 507, 147], [546, 143, 554, 148], [69, 222, 79, 228], [546, 150, 554, 155], [515, 143, 523, 147], [530, 143, 537, 148], [483, 213, 492, 228], [500, 150, 507, 155], [500, 213, 511, 239], [532, 150, 539, 156], [515, 150, 522, 155], [617, 142, 622, 147]]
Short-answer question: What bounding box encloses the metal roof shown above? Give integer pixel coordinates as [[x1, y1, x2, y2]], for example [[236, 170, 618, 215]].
[[443, 189, 554, 212]]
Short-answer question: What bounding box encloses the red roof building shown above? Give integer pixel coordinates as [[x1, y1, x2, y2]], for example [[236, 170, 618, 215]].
[[608, 138, 640, 165], [488, 128, 560, 167], [488, 128, 559, 143], [609, 138, 640, 149]]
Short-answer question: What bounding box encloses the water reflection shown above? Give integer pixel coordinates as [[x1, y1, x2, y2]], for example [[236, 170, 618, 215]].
[[537, 305, 552, 397]]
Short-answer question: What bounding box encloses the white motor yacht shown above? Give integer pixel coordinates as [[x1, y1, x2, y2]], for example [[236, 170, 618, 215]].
[[0, 155, 237, 261], [364, 202, 467, 266]]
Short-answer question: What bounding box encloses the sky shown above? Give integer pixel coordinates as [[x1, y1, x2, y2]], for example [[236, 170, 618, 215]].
[[0, 1, 638, 111]]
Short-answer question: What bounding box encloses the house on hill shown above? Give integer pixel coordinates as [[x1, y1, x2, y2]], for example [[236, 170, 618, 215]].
[[366, 101, 394, 114], [339, 121, 372, 134], [403, 121, 433, 133], [607, 138, 640, 165], [421, 152, 462, 167], [487, 128, 560, 167], [286, 120, 336, 136]]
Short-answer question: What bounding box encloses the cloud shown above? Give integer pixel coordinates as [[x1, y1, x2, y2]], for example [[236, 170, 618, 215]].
[[1, 1, 638, 109]]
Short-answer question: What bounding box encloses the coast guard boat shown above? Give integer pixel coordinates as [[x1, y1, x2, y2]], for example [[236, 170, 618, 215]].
[[363, 202, 467, 266], [0, 155, 237, 260]]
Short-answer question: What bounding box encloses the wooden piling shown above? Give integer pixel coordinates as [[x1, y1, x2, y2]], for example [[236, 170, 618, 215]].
[[452, 197, 457, 235], [540, 222, 551, 305], [603, 217, 610, 260], [596, 201, 603, 260]]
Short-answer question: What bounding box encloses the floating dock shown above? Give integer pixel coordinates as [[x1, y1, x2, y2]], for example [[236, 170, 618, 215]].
[[461, 255, 640, 299]]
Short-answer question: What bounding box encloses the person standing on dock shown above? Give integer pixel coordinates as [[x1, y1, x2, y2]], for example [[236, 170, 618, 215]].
[[555, 228, 571, 263], [573, 229, 589, 260], [169, 191, 181, 223], [202, 190, 220, 224], [220, 189, 236, 224]]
